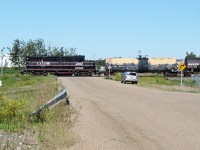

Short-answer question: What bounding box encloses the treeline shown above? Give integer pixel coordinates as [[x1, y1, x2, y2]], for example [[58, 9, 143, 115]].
[[9, 38, 77, 67], [185, 51, 200, 59]]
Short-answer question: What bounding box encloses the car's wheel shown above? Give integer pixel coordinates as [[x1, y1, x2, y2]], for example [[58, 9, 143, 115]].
[[135, 81, 138, 84], [132, 82, 134, 84], [121, 80, 123, 83]]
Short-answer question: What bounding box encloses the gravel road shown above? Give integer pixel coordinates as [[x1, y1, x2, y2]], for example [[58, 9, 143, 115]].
[[59, 77, 200, 150]]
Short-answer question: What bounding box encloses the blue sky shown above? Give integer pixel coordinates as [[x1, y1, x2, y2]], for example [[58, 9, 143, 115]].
[[0, 0, 200, 59]]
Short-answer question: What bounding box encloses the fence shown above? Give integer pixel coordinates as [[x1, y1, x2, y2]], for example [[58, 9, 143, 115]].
[[191, 74, 200, 86]]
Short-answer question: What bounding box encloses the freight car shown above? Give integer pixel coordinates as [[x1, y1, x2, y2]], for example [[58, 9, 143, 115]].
[[21, 55, 96, 76], [184, 58, 200, 76], [105, 55, 178, 76]]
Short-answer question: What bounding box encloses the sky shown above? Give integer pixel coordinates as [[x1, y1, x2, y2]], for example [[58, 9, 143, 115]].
[[0, 0, 200, 60]]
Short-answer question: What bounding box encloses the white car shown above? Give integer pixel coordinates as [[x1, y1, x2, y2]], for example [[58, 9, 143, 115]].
[[121, 72, 137, 84]]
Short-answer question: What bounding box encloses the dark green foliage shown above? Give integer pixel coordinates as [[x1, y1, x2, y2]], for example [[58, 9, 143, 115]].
[[65, 47, 77, 56], [9, 39, 26, 68], [0, 94, 28, 132], [3, 67, 19, 75], [114, 72, 122, 81], [49, 46, 65, 56], [25, 39, 47, 56], [185, 51, 198, 59], [96, 59, 105, 69]]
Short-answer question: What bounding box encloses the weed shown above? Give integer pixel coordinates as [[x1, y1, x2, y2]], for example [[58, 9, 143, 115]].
[[138, 76, 200, 93], [114, 72, 122, 81], [0, 94, 29, 132], [38, 102, 78, 149], [0, 70, 77, 149]]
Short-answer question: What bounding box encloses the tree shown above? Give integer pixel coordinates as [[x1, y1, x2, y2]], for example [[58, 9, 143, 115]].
[[45, 44, 77, 56], [51, 46, 64, 56], [95, 59, 106, 69], [25, 39, 37, 56], [24, 38, 47, 57], [185, 51, 197, 59], [9, 39, 26, 68], [67, 47, 77, 56], [34, 38, 47, 56]]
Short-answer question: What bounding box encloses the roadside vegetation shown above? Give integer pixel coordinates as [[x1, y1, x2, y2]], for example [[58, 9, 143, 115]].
[[0, 68, 77, 149], [109, 73, 200, 93]]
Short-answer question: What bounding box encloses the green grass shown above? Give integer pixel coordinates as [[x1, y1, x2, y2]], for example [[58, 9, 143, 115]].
[[138, 76, 195, 86], [0, 68, 77, 149], [138, 77, 178, 86], [111, 73, 200, 93], [0, 74, 59, 132], [0, 68, 51, 91], [138, 76, 199, 93]]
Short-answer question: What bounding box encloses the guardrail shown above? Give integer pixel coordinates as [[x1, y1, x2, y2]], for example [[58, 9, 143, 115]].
[[32, 88, 68, 115]]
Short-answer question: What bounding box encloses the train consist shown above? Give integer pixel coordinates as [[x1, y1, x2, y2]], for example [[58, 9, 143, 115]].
[[105, 55, 200, 76], [22, 55, 96, 76], [21, 55, 200, 76]]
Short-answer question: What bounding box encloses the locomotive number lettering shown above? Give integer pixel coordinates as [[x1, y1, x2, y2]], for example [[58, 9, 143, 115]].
[[75, 67, 84, 70]]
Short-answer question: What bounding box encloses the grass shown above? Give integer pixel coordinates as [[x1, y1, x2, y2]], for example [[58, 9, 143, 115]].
[[38, 104, 78, 149], [139, 76, 200, 93], [0, 68, 51, 92], [0, 68, 77, 149], [110, 73, 200, 93]]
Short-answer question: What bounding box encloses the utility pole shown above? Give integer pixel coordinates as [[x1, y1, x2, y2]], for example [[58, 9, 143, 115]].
[[180, 70, 183, 87], [1, 48, 4, 77]]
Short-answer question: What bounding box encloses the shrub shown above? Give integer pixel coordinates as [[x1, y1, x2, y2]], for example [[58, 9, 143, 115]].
[[0, 94, 29, 131], [114, 72, 122, 81]]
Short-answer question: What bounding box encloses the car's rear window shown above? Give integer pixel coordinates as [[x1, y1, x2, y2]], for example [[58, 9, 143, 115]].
[[128, 73, 136, 76]]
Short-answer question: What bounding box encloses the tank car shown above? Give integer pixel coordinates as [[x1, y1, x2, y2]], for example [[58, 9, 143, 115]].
[[148, 58, 177, 72], [105, 56, 178, 76], [184, 58, 200, 76], [105, 58, 138, 73]]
